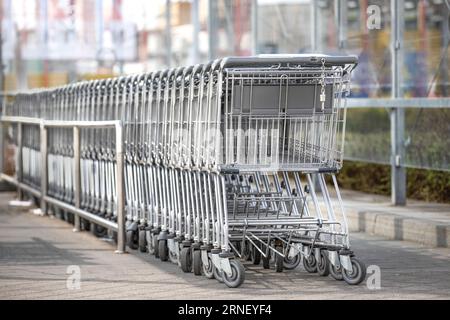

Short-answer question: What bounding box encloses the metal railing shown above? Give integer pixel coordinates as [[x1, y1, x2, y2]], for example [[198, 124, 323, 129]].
[[0, 116, 126, 253]]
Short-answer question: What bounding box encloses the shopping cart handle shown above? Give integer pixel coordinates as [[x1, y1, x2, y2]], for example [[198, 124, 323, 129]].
[[318, 168, 339, 173], [221, 54, 358, 69], [220, 168, 240, 175]]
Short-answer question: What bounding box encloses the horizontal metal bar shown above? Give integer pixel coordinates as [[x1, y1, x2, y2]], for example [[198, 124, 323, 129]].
[[0, 116, 42, 125], [43, 196, 118, 231], [43, 120, 120, 128], [347, 98, 450, 109], [1, 116, 120, 129], [0, 173, 118, 232], [0, 173, 42, 197]]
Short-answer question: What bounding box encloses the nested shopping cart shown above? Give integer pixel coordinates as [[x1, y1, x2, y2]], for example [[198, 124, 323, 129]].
[[2, 54, 365, 289]]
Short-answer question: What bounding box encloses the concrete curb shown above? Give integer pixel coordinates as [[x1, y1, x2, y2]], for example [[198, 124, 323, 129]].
[[346, 208, 449, 248]]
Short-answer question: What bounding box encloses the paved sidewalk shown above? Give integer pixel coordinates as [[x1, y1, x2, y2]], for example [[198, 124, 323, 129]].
[[338, 190, 450, 247], [0, 192, 449, 300]]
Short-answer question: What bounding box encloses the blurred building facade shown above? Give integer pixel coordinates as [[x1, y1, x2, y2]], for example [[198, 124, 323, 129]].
[[1, 0, 449, 190], [1, 0, 448, 98]]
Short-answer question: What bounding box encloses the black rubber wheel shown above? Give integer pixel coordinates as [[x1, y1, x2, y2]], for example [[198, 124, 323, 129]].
[[262, 252, 271, 269], [153, 234, 159, 258], [329, 263, 344, 281], [94, 224, 107, 238], [241, 241, 251, 261], [303, 253, 318, 273], [67, 212, 74, 224], [213, 266, 223, 283], [274, 246, 284, 273], [342, 257, 366, 285], [193, 250, 202, 276], [202, 254, 214, 279], [138, 230, 147, 253], [222, 260, 245, 288], [111, 231, 118, 244], [169, 244, 178, 264], [317, 250, 330, 276], [251, 245, 261, 265], [126, 230, 138, 250], [159, 239, 168, 261], [81, 219, 91, 232], [180, 247, 192, 273], [147, 232, 155, 255], [283, 254, 301, 270]]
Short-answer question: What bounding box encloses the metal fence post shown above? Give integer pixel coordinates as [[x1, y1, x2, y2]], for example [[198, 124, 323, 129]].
[[310, 0, 318, 51], [191, 0, 200, 64], [208, 0, 217, 60], [251, 0, 258, 55], [391, 0, 406, 205], [73, 126, 81, 231], [115, 123, 126, 253], [336, 0, 348, 50], [165, 0, 172, 68], [17, 122, 23, 200], [40, 123, 47, 215]]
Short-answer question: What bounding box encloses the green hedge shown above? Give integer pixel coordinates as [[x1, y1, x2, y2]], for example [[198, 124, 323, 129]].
[[336, 160, 450, 204]]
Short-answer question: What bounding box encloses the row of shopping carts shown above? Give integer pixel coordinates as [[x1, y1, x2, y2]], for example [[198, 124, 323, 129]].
[[3, 54, 366, 288]]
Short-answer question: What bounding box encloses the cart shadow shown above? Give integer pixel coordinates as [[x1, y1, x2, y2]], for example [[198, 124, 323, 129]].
[[0, 237, 97, 267]]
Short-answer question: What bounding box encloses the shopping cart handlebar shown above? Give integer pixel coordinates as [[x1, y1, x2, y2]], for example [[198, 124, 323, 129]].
[[221, 54, 358, 69]]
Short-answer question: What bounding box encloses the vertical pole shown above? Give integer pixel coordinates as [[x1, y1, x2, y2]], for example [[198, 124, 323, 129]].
[[40, 124, 48, 215], [251, 0, 258, 55], [391, 0, 406, 205], [310, 0, 318, 51], [224, 1, 234, 54], [336, 0, 348, 50], [73, 126, 81, 231], [0, 100, 4, 178], [442, 6, 449, 97], [208, 0, 217, 60], [165, 0, 172, 68], [115, 123, 126, 253], [0, 1, 4, 94], [96, 0, 104, 65], [17, 122, 23, 200], [191, 0, 200, 64]]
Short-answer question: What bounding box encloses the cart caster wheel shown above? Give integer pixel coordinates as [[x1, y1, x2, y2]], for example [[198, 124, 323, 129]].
[[262, 254, 271, 269], [274, 246, 284, 273], [213, 266, 223, 283], [126, 230, 138, 250], [67, 212, 74, 224], [138, 230, 147, 253], [303, 253, 317, 273], [317, 250, 330, 276], [193, 250, 202, 276], [342, 257, 366, 285], [147, 233, 155, 255], [251, 245, 261, 265], [180, 247, 192, 273], [222, 260, 245, 288], [283, 254, 301, 270], [329, 263, 344, 281], [81, 219, 90, 232], [202, 255, 214, 279], [94, 224, 107, 238], [153, 235, 159, 258], [169, 247, 178, 264], [159, 239, 168, 261], [111, 231, 118, 243], [241, 241, 251, 261]]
